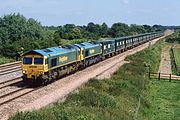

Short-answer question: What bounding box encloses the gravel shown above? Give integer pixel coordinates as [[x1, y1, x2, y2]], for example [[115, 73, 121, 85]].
[[0, 71, 22, 83]]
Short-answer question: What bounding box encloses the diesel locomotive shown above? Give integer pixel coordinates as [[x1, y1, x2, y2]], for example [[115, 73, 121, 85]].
[[22, 32, 164, 85]]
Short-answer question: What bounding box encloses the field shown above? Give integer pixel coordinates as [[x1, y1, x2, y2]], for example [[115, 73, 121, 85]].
[[145, 80, 180, 120]]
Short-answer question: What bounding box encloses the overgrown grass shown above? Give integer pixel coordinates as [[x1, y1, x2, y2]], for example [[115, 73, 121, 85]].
[[173, 47, 180, 66], [166, 32, 180, 75], [170, 48, 178, 75], [10, 40, 165, 120], [140, 40, 180, 119], [0, 55, 15, 65], [144, 80, 180, 120], [173, 47, 180, 75]]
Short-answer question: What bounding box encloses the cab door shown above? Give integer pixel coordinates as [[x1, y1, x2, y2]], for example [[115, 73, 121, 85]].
[[44, 56, 48, 72]]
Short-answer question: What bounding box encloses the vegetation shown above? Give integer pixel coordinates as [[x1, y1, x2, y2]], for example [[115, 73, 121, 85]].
[[145, 80, 180, 120], [166, 32, 180, 75], [0, 13, 54, 59], [173, 47, 180, 66], [165, 31, 180, 43], [172, 47, 180, 75], [140, 35, 180, 120], [170, 48, 178, 75], [0, 13, 166, 64], [0, 55, 14, 64], [10, 39, 165, 120]]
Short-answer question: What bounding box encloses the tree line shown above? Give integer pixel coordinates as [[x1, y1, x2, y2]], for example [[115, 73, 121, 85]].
[[166, 31, 180, 43], [0, 13, 169, 59]]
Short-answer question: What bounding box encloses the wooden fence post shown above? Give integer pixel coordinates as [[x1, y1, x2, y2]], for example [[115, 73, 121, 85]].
[[169, 74, 171, 82], [158, 73, 160, 80]]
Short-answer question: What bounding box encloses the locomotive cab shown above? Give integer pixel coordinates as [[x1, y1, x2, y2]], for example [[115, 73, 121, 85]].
[[22, 51, 48, 81]]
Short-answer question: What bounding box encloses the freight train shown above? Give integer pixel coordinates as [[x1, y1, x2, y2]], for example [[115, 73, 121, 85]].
[[22, 31, 164, 85]]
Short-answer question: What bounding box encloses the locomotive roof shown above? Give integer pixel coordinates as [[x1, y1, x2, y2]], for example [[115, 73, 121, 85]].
[[74, 42, 100, 49], [96, 39, 115, 43], [115, 32, 155, 40], [23, 45, 78, 57]]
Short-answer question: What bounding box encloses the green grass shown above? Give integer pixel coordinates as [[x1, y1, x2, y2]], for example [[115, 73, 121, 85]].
[[144, 80, 180, 120], [9, 40, 165, 120], [166, 32, 180, 75], [170, 48, 178, 75], [0, 55, 15, 65], [171, 47, 180, 75], [173, 47, 180, 66]]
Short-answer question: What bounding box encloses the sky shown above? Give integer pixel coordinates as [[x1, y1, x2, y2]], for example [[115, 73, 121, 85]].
[[0, 0, 179, 26]]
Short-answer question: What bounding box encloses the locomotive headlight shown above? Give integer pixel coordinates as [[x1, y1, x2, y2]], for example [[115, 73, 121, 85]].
[[39, 71, 43, 74], [22, 70, 26, 74]]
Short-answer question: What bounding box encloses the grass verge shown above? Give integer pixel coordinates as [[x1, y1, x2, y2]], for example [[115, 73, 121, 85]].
[[144, 80, 180, 120], [10, 40, 165, 120], [170, 48, 178, 75], [140, 41, 180, 119], [173, 48, 180, 66]]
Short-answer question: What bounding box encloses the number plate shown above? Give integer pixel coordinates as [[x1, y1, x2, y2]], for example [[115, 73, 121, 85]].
[[29, 66, 37, 68]]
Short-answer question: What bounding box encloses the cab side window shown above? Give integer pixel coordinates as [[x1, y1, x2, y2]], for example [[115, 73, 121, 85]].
[[85, 50, 89, 57], [51, 58, 57, 67]]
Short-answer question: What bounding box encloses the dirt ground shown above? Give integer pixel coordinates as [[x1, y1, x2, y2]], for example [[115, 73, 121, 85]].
[[158, 44, 180, 80], [158, 45, 172, 74]]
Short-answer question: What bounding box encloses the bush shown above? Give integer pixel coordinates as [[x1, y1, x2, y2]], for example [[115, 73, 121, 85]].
[[0, 55, 15, 64]]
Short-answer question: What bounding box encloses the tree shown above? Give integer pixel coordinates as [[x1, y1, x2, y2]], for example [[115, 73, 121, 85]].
[[153, 25, 165, 31], [130, 24, 146, 35], [54, 24, 83, 40], [0, 13, 48, 57], [0, 13, 167, 59], [100, 22, 108, 37], [108, 22, 130, 37], [143, 25, 154, 33], [87, 22, 99, 33]]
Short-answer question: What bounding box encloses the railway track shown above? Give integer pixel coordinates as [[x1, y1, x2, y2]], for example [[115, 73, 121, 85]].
[[0, 61, 22, 76], [0, 77, 23, 90], [0, 60, 118, 108], [0, 61, 41, 107], [0, 86, 42, 106], [0, 76, 42, 107], [0, 67, 22, 76], [0, 61, 21, 69]]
